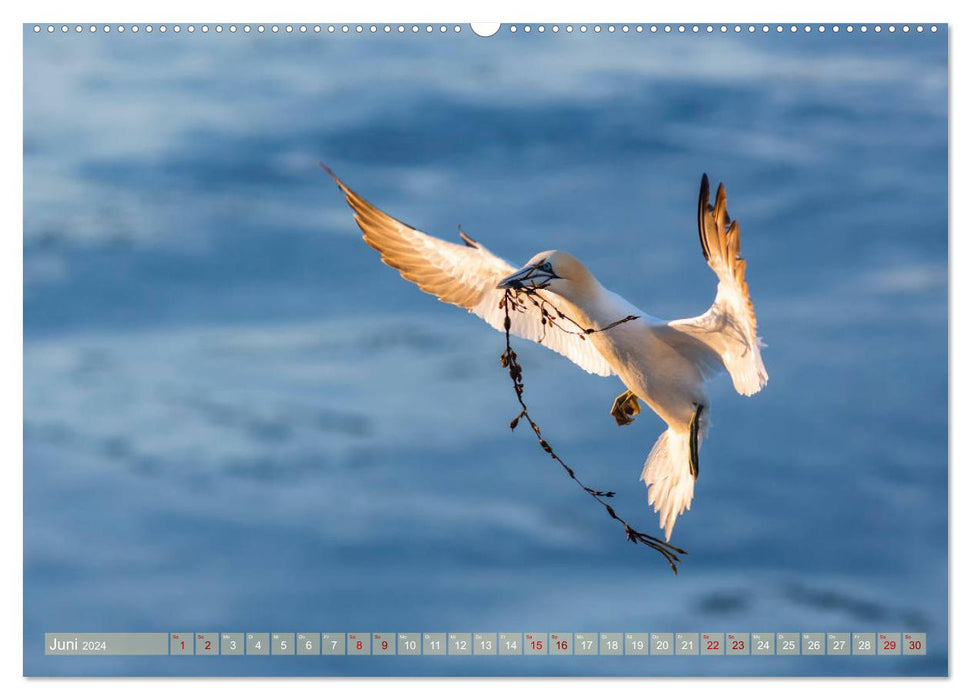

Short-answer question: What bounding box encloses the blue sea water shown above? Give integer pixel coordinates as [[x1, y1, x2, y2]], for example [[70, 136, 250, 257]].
[[23, 25, 947, 676]]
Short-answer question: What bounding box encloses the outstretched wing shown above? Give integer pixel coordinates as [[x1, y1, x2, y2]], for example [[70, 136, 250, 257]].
[[322, 165, 615, 377], [666, 174, 768, 396]]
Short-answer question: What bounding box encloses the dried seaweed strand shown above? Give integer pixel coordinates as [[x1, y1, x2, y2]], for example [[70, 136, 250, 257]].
[[499, 289, 688, 573]]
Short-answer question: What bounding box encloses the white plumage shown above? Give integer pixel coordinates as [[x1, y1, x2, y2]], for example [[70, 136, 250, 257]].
[[323, 165, 767, 541]]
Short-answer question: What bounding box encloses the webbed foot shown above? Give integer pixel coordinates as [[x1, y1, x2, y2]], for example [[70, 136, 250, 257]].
[[610, 390, 641, 426]]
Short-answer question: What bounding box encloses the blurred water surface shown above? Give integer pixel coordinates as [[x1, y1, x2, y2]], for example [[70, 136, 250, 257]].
[[23, 26, 947, 676]]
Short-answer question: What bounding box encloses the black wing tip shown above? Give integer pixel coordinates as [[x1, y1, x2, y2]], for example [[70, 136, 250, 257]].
[[319, 161, 342, 187], [318, 161, 355, 200], [698, 173, 711, 211], [317, 161, 336, 177], [697, 173, 712, 261], [318, 161, 348, 193], [458, 226, 479, 248]]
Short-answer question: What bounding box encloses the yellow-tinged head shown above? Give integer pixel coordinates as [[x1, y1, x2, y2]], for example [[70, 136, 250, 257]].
[[496, 250, 599, 299]]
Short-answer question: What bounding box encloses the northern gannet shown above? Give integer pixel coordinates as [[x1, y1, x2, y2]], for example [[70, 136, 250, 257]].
[[322, 165, 767, 540]]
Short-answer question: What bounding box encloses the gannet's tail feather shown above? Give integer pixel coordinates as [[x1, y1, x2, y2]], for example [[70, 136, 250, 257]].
[[641, 426, 700, 541], [668, 174, 768, 397]]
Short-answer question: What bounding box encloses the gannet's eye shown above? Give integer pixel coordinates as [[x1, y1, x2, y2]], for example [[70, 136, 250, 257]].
[[541, 262, 553, 273]]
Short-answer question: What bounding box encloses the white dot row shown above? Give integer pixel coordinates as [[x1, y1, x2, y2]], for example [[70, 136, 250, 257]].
[[32, 23, 940, 35], [32, 24, 465, 34], [509, 24, 938, 34]]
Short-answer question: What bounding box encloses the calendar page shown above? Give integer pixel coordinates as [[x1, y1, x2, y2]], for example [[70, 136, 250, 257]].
[[22, 20, 947, 677]]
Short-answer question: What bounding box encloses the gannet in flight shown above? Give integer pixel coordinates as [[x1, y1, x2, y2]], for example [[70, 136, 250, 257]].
[[322, 165, 767, 540]]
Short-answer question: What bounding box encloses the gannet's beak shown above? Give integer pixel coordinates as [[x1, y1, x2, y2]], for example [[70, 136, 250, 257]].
[[497, 266, 535, 289], [497, 263, 557, 290]]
